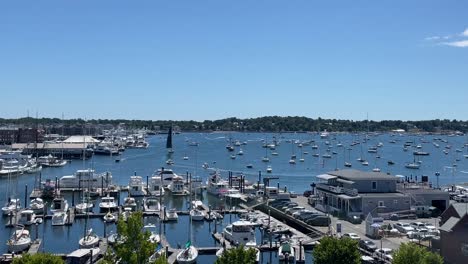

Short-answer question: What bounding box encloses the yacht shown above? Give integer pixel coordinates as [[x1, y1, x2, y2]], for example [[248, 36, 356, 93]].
[[190, 208, 206, 221], [94, 145, 118, 156], [148, 176, 165, 196], [143, 224, 161, 244], [99, 195, 118, 212], [165, 208, 178, 221], [7, 225, 31, 253], [79, 229, 100, 248], [168, 175, 187, 195], [278, 242, 295, 263], [37, 154, 67, 167], [18, 210, 37, 226], [2, 199, 21, 216], [154, 168, 179, 187], [50, 196, 69, 214], [123, 197, 137, 211], [75, 200, 94, 214], [59, 169, 112, 189], [51, 211, 68, 226], [266, 166, 272, 173], [223, 220, 256, 246], [129, 176, 146, 196], [30, 198, 45, 214], [143, 197, 160, 213], [103, 212, 116, 223], [207, 172, 228, 196]]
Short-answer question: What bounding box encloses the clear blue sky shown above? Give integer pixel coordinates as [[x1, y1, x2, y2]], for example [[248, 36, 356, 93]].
[[1, 1, 467, 121]]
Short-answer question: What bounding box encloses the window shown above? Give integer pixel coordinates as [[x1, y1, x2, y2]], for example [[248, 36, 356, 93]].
[[394, 199, 398, 204], [372, 181, 377, 190], [378, 201, 384, 207]]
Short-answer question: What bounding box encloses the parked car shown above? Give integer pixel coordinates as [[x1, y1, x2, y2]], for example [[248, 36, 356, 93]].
[[359, 240, 377, 252], [285, 206, 305, 215], [423, 222, 436, 231], [394, 222, 415, 233], [410, 222, 427, 231], [454, 194, 468, 202], [292, 209, 313, 218], [280, 202, 298, 211], [289, 191, 297, 198], [342, 233, 360, 241], [306, 215, 331, 226], [301, 213, 324, 222], [303, 190, 312, 197], [373, 248, 393, 262]]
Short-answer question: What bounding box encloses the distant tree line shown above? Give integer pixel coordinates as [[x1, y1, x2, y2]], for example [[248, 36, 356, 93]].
[[0, 116, 466, 133]]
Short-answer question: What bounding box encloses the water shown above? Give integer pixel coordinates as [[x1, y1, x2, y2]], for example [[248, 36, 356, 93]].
[[1, 132, 467, 262]]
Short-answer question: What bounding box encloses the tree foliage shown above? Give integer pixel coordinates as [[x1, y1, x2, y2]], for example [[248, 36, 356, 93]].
[[392, 243, 443, 264], [12, 253, 64, 264], [215, 245, 257, 264], [312, 236, 361, 264], [114, 211, 159, 264]]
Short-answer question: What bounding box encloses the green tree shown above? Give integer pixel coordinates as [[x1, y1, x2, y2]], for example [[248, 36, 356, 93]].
[[114, 211, 158, 264], [12, 253, 64, 264], [312, 236, 361, 264], [392, 243, 443, 264], [215, 245, 257, 264]]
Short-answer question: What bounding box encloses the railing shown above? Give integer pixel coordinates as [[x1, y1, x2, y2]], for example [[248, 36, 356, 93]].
[[316, 183, 358, 197]]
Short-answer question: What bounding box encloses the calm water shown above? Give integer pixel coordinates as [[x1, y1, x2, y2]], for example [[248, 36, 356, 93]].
[[1, 132, 467, 262]]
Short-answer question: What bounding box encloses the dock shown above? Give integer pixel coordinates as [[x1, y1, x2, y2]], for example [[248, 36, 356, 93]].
[[27, 239, 42, 255]]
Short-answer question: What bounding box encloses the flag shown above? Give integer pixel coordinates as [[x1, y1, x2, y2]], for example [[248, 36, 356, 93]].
[[185, 240, 191, 248]]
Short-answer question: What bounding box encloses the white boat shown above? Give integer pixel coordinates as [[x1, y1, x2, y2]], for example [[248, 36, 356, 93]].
[[148, 176, 165, 196], [320, 132, 329, 138], [143, 224, 161, 244], [344, 162, 352, 167], [166, 159, 174, 165], [168, 175, 187, 195], [18, 210, 37, 226], [79, 229, 100, 248], [278, 242, 295, 262], [176, 244, 198, 264], [103, 212, 116, 223], [143, 197, 161, 213], [123, 197, 137, 211], [207, 172, 228, 196], [67, 248, 100, 264], [129, 176, 146, 196], [75, 201, 94, 214], [2, 199, 21, 216], [51, 211, 68, 226], [30, 198, 45, 214], [154, 168, 179, 187], [59, 169, 112, 189], [165, 208, 179, 221], [373, 168, 381, 172], [289, 159, 296, 164], [50, 196, 69, 214], [37, 155, 67, 167], [223, 220, 256, 246], [262, 156, 270, 162], [183, 156, 189, 160], [266, 166, 272, 173], [237, 149, 244, 155], [121, 207, 132, 222], [99, 195, 118, 212], [405, 163, 420, 169], [361, 161, 369, 166], [190, 208, 206, 221], [6, 225, 31, 253]]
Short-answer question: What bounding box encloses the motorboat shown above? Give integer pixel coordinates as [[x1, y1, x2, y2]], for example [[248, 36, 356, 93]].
[[18, 210, 37, 226], [230, 154, 236, 159], [344, 162, 352, 167], [405, 163, 420, 169], [93, 145, 118, 155], [168, 175, 187, 195], [66, 248, 100, 264], [322, 154, 332, 158], [75, 201, 93, 214], [361, 161, 369, 166], [373, 168, 381, 172], [266, 166, 272, 173], [237, 149, 244, 155], [246, 164, 253, 168], [176, 244, 198, 264], [59, 169, 112, 189], [143, 224, 160, 244], [30, 198, 45, 214], [148, 176, 165, 196], [190, 208, 206, 221], [99, 195, 118, 212], [2, 199, 21, 216], [165, 159, 174, 165], [262, 156, 270, 162], [50, 196, 69, 214], [223, 220, 256, 246], [6, 225, 31, 253], [164, 208, 178, 221], [120, 207, 132, 222], [154, 168, 179, 187], [129, 176, 146, 196], [289, 159, 296, 164], [79, 229, 100, 249], [278, 242, 295, 263], [103, 212, 116, 223], [207, 172, 228, 196], [51, 211, 68, 226], [143, 197, 160, 213], [123, 197, 137, 211], [37, 155, 67, 167]]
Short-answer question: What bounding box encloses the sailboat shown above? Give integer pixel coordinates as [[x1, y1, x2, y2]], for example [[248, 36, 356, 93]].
[[79, 188, 99, 248], [167, 126, 174, 154], [177, 178, 198, 264]]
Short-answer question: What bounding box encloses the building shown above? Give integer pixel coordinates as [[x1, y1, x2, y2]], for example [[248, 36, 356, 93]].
[[12, 142, 93, 159], [315, 169, 411, 218], [0, 128, 43, 144], [439, 203, 468, 264]]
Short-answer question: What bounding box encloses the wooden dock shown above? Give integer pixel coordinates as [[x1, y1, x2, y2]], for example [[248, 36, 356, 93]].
[[212, 232, 232, 250], [27, 239, 42, 255]]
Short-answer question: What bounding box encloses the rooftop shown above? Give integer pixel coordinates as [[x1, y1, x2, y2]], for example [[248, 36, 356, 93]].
[[326, 169, 398, 181], [440, 216, 461, 232]]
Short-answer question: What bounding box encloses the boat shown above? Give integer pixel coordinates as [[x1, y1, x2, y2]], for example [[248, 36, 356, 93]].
[[75, 200, 93, 214], [66, 248, 100, 264], [266, 166, 272, 173], [246, 164, 253, 169], [143, 197, 161, 213], [37, 154, 67, 167], [289, 159, 296, 164], [154, 168, 180, 187], [166, 126, 174, 153], [164, 208, 178, 221], [99, 195, 118, 212], [50, 196, 69, 214], [148, 176, 165, 196], [2, 199, 20, 216], [29, 198, 45, 214], [278, 242, 295, 263], [18, 210, 37, 226], [183, 155, 189, 160], [6, 225, 31, 252], [361, 161, 369, 166], [405, 163, 420, 169], [271, 152, 279, 156], [121, 207, 133, 222], [322, 154, 332, 158], [129, 176, 146, 196], [59, 169, 112, 189], [103, 211, 116, 223], [143, 224, 161, 244], [93, 144, 119, 156], [237, 149, 244, 155], [344, 162, 352, 167], [388, 160, 395, 165], [176, 242, 198, 264], [262, 156, 270, 162], [168, 175, 187, 195], [413, 151, 430, 156], [79, 229, 99, 249], [207, 172, 228, 196], [123, 197, 137, 211], [51, 211, 68, 226], [373, 168, 381, 172], [202, 162, 209, 169], [165, 159, 174, 165], [223, 220, 256, 246], [190, 208, 206, 221], [230, 154, 236, 159]]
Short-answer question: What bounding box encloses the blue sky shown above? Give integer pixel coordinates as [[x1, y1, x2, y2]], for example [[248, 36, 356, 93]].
[[1, 1, 467, 121]]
